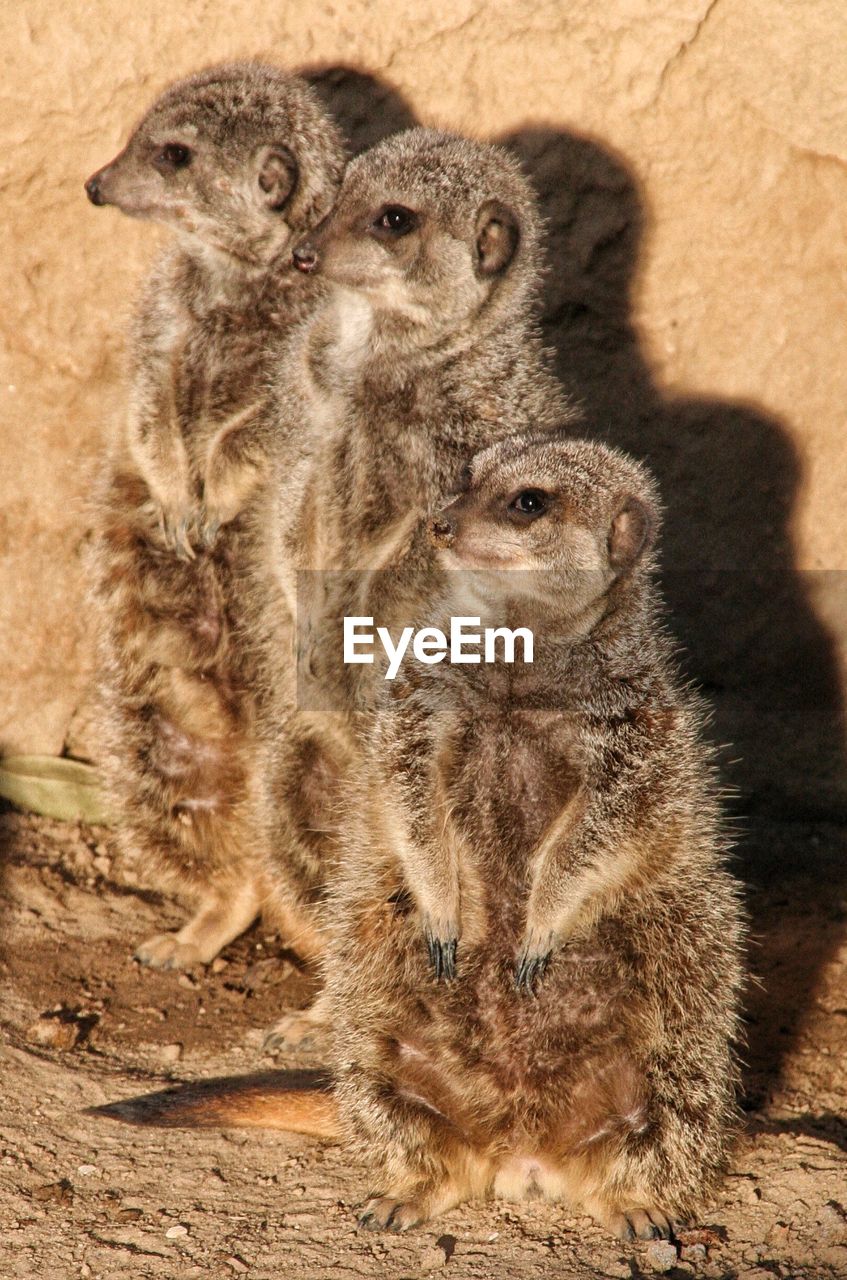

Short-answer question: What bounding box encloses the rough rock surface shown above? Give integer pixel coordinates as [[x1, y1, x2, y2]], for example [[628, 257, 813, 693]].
[[2, 0, 845, 761], [1, 812, 845, 1279]]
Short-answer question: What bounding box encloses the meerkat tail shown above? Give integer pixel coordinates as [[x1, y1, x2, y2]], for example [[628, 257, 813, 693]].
[[89, 1068, 339, 1138]]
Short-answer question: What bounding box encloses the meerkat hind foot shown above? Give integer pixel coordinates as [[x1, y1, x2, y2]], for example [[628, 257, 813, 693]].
[[262, 991, 332, 1053], [135, 883, 262, 970], [134, 931, 209, 970], [358, 1196, 426, 1233], [604, 1206, 676, 1242]]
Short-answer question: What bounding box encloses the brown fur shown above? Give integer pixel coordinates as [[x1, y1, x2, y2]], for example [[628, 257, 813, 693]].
[[98, 438, 743, 1246], [86, 63, 345, 967]]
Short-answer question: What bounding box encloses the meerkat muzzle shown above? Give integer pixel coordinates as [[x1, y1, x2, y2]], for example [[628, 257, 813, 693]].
[[292, 243, 319, 273], [427, 516, 455, 548], [84, 173, 107, 206]]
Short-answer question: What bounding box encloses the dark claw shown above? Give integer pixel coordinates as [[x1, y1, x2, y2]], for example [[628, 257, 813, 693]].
[[175, 517, 196, 561], [160, 513, 196, 561], [199, 517, 220, 548], [425, 933, 457, 981], [358, 1211, 377, 1230], [514, 949, 550, 992]]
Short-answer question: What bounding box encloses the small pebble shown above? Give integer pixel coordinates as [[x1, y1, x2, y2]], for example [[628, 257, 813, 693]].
[[819, 1202, 847, 1240], [116, 1205, 143, 1223], [419, 1244, 447, 1271], [77, 1165, 98, 1177], [211, 957, 228, 974], [159, 1042, 183, 1063], [681, 1242, 707, 1263], [645, 1239, 679, 1272], [27, 1014, 80, 1051], [32, 1180, 73, 1205], [165, 1223, 189, 1239], [178, 973, 198, 990], [225, 1258, 248, 1273]]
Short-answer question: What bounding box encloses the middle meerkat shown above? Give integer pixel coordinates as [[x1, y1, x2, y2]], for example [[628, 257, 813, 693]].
[[251, 128, 576, 1037]]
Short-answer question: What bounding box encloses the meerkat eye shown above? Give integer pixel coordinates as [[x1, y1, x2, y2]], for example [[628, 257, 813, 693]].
[[154, 143, 192, 171], [509, 489, 549, 519], [372, 205, 418, 236]]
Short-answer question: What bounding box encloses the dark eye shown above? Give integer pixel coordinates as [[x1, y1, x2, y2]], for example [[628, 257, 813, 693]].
[[155, 143, 192, 170], [510, 489, 549, 518], [372, 205, 418, 236]]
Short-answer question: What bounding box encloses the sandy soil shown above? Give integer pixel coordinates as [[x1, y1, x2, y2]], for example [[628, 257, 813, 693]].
[[1, 809, 845, 1280]]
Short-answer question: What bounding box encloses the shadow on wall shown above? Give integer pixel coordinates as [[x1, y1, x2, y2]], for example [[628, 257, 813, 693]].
[[302, 64, 418, 155], [501, 124, 847, 1110]]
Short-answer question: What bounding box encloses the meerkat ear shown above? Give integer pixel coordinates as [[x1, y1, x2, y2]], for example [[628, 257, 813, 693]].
[[608, 497, 655, 570], [256, 145, 299, 210], [474, 200, 520, 277]]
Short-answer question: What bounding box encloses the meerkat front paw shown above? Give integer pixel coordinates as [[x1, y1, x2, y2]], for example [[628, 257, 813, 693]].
[[199, 460, 260, 546], [154, 503, 200, 561], [514, 928, 556, 992], [421, 916, 459, 980]]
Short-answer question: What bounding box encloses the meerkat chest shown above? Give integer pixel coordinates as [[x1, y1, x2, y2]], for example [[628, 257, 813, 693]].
[[449, 712, 582, 857], [175, 311, 268, 439]]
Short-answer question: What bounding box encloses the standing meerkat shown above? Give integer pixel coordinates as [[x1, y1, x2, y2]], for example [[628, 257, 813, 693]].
[[85, 63, 345, 969], [97, 436, 743, 1245], [248, 130, 576, 1039]]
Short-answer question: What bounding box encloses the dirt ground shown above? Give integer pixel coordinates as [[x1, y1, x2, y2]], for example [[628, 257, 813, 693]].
[[1, 809, 845, 1280]]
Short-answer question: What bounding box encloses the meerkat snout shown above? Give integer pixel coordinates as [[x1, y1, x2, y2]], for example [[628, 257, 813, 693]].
[[84, 173, 106, 206], [292, 243, 319, 273], [427, 516, 455, 548]]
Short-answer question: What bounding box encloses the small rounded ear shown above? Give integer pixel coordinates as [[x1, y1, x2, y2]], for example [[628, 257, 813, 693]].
[[608, 497, 655, 570], [474, 199, 520, 277], [256, 145, 299, 210]]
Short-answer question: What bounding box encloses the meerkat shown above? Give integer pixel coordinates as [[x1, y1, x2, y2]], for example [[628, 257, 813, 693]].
[[96, 436, 743, 1245], [248, 128, 576, 1041], [86, 63, 346, 969]]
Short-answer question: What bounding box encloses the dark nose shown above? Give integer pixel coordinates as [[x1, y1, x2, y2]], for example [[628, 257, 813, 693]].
[[292, 243, 319, 273], [85, 174, 105, 206], [427, 516, 455, 549]]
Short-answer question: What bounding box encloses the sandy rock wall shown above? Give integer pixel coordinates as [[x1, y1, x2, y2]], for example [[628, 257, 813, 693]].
[[2, 0, 845, 828]]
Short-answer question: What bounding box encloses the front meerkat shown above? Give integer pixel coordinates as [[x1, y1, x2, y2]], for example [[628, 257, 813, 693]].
[[324, 435, 744, 1238], [98, 437, 743, 1246], [85, 63, 345, 969], [250, 129, 576, 1041]]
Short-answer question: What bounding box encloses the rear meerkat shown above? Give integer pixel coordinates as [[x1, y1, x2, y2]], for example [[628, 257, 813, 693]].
[[98, 437, 743, 1245], [85, 63, 345, 969], [250, 129, 576, 1039]]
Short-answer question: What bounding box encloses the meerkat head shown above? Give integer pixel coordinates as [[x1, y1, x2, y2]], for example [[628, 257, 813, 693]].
[[289, 128, 543, 345], [427, 436, 659, 628], [84, 62, 345, 266]]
